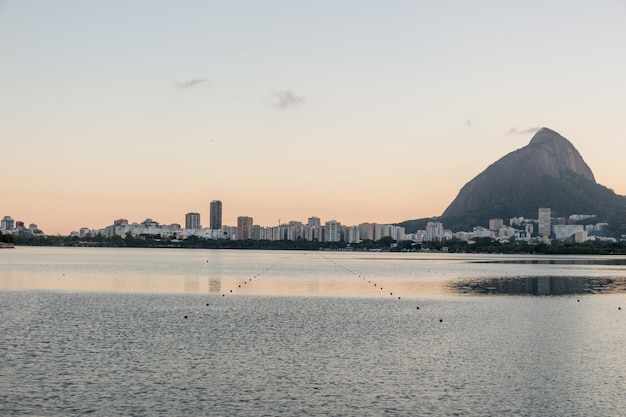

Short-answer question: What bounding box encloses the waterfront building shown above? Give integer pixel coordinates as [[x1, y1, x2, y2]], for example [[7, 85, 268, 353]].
[[489, 218, 504, 231], [325, 220, 341, 242], [554, 224, 585, 241], [210, 200, 222, 230], [1, 216, 15, 231], [425, 222, 444, 242], [237, 216, 253, 240], [381, 225, 406, 241], [498, 226, 517, 239], [358, 223, 375, 240], [307, 217, 321, 228], [185, 212, 201, 230], [538, 207, 551, 237], [343, 226, 360, 244]]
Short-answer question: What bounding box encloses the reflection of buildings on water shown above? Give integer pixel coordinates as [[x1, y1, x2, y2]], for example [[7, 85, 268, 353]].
[[454, 276, 626, 296], [209, 278, 221, 293], [184, 277, 200, 292]]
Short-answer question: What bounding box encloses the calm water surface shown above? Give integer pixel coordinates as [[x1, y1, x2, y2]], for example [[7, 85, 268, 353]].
[[1, 247, 626, 416]]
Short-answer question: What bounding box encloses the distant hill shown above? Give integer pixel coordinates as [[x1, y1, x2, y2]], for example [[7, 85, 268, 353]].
[[399, 128, 626, 237]]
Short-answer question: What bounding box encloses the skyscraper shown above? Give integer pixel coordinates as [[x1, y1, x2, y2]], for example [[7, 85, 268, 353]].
[[210, 200, 222, 230], [185, 212, 201, 230]]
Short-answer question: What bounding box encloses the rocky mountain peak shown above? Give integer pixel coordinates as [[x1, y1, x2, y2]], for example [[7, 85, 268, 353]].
[[441, 127, 596, 218], [527, 127, 595, 182]]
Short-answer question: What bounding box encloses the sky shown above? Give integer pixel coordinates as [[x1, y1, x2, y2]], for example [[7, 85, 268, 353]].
[[2, 1, 626, 235]]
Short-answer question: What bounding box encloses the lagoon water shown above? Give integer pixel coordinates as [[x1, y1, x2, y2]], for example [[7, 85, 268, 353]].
[[2, 247, 626, 416]]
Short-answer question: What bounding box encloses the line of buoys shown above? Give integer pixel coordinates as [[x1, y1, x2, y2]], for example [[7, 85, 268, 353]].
[[221, 262, 280, 297], [320, 253, 407, 302]]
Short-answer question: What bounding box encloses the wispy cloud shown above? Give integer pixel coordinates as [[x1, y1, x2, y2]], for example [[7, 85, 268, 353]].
[[177, 78, 211, 88], [507, 126, 541, 135], [268, 90, 305, 109]]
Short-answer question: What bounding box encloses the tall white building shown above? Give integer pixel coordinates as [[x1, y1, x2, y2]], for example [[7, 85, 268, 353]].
[[538, 208, 551, 237], [325, 220, 341, 242], [305, 217, 322, 241], [343, 226, 360, 243], [425, 222, 444, 242], [1, 216, 15, 231], [307, 217, 321, 228]]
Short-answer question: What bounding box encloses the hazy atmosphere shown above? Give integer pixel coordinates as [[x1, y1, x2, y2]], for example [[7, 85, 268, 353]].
[[2, 1, 626, 235]]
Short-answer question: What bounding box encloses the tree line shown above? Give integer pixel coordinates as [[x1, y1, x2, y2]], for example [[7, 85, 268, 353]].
[[8, 233, 626, 254]]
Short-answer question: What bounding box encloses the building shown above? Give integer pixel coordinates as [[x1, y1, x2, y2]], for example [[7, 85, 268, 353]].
[[538, 208, 551, 237], [358, 223, 375, 240], [343, 226, 360, 243], [307, 217, 321, 228], [425, 222, 444, 242], [304, 217, 321, 241], [325, 220, 341, 242], [237, 216, 253, 240], [185, 212, 201, 230], [489, 218, 504, 231], [210, 200, 222, 230], [554, 224, 585, 241], [1, 216, 15, 231]]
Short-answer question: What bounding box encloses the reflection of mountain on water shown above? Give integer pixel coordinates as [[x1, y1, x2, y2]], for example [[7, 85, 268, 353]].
[[452, 276, 626, 296], [209, 278, 221, 293], [472, 259, 626, 266]]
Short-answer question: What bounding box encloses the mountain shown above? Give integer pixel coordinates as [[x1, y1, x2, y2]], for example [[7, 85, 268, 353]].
[[399, 128, 626, 236]]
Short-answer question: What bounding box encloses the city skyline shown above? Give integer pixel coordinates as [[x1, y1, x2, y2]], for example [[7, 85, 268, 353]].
[[3, 2, 626, 235]]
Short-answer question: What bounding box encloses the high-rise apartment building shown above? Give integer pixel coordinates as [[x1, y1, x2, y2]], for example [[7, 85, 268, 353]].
[[185, 212, 201, 230], [210, 200, 222, 230], [538, 207, 551, 237], [489, 218, 504, 231], [426, 221, 444, 241], [306, 217, 322, 241], [1, 216, 15, 231], [307, 217, 321, 228], [325, 220, 341, 242], [237, 216, 253, 240]]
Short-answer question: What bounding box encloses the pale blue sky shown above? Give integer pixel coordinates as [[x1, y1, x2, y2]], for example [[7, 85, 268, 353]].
[[2, 1, 626, 234]]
